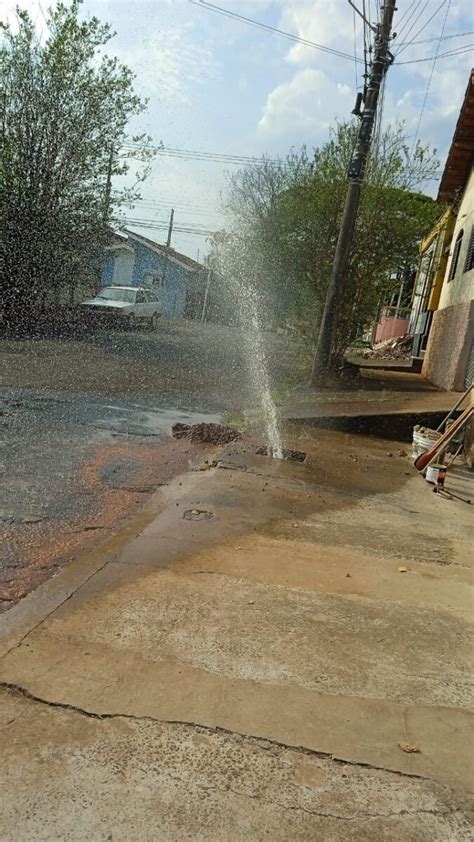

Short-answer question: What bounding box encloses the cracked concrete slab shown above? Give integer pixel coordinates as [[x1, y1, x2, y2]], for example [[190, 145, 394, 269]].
[[1, 688, 472, 842], [7, 562, 471, 709], [0, 426, 473, 838]]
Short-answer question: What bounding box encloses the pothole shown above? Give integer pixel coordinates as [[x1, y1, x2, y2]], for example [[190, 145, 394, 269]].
[[256, 446, 307, 463]]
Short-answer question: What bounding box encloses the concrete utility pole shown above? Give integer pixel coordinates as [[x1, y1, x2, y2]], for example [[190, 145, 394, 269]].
[[103, 146, 114, 224], [311, 0, 396, 384], [166, 208, 174, 247], [201, 266, 212, 322], [161, 208, 175, 289]]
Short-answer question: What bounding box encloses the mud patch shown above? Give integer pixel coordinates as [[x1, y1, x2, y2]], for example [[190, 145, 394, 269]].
[[172, 422, 241, 445], [256, 446, 307, 463]]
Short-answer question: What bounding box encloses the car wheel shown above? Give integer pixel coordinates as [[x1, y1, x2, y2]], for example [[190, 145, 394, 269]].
[[150, 312, 159, 331]]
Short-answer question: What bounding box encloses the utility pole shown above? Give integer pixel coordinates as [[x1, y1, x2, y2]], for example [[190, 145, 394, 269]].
[[162, 208, 174, 290], [201, 266, 212, 322], [103, 146, 114, 224], [166, 208, 174, 247], [311, 0, 396, 384]]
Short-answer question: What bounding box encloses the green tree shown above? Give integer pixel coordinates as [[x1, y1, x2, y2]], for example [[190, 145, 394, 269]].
[[223, 121, 440, 362], [0, 0, 152, 327]]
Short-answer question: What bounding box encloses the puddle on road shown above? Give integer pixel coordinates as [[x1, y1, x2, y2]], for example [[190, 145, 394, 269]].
[[91, 404, 221, 438]]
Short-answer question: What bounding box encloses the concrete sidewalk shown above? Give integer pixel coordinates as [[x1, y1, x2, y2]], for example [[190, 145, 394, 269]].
[[1, 424, 473, 840], [281, 371, 456, 422]]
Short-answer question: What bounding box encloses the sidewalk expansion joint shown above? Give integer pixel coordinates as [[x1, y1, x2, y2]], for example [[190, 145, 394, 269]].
[[1, 681, 432, 784], [0, 554, 113, 660]]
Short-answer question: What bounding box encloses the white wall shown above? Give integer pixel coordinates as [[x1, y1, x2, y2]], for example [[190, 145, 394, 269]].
[[439, 165, 474, 309]]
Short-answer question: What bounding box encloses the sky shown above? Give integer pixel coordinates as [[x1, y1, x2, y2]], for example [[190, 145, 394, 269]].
[[4, 0, 474, 259]]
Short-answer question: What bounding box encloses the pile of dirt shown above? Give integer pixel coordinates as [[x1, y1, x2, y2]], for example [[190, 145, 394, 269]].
[[172, 422, 241, 445], [363, 334, 413, 361]]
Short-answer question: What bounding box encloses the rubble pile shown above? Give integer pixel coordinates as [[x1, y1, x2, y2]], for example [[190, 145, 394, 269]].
[[172, 422, 241, 444], [363, 334, 413, 361]]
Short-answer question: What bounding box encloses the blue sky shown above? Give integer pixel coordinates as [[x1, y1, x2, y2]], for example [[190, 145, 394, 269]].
[[5, 0, 474, 258]]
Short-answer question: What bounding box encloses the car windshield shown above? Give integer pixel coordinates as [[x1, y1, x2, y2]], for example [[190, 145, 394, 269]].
[[97, 288, 136, 303]]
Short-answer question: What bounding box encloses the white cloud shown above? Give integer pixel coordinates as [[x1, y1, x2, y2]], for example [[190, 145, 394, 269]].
[[257, 67, 353, 143], [2, 0, 216, 106], [279, 0, 362, 67], [267, 0, 472, 161], [119, 26, 216, 105]]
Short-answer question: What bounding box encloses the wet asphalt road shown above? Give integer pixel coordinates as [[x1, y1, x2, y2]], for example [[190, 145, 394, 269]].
[[0, 322, 306, 607], [1, 386, 219, 525]]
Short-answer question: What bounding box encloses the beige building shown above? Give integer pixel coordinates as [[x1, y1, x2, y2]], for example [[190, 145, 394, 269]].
[[423, 71, 474, 392]]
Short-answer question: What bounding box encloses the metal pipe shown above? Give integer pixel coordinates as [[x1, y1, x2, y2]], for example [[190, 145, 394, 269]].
[[436, 383, 473, 432]]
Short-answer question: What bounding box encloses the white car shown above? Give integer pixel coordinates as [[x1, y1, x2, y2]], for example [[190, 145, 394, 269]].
[[81, 286, 163, 330]]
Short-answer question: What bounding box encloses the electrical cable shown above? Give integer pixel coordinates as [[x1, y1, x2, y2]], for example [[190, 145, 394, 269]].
[[121, 218, 214, 237], [362, 0, 370, 81], [121, 143, 282, 166], [395, 1, 422, 43], [134, 201, 225, 217], [398, 29, 473, 45], [398, 44, 472, 64], [396, 0, 431, 49], [190, 0, 363, 63], [396, 0, 419, 31], [353, 7, 359, 89], [395, 0, 448, 56], [410, 0, 452, 153]]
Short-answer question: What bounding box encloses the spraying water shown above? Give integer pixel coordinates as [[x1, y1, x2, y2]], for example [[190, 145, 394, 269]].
[[214, 233, 284, 457], [238, 281, 284, 459]]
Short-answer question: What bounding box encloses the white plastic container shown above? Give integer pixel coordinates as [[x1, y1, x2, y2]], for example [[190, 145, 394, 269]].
[[412, 426, 440, 460], [425, 464, 447, 485]]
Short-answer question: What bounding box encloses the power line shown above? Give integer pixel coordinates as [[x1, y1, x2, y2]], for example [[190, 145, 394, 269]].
[[396, 0, 419, 32], [411, 0, 452, 154], [134, 202, 225, 218], [121, 143, 283, 167], [190, 0, 364, 63], [362, 0, 370, 81], [353, 7, 359, 89], [395, 1, 422, 42], [122, 146, 253, 162], [398, 44, 473, 64], [132, 196, 225, 212], [395, 0, 448, 56], [121, 217, 216, 234], [398, 29, 473, 45], [372, 73, 386, 159], [396, 0, 431, 48]]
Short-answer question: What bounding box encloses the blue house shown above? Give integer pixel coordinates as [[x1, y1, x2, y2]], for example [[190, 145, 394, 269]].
[[101, 229, 201, 318]]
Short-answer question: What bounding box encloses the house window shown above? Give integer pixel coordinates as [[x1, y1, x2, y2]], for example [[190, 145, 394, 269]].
[[464, 227, 474, 273], [144, 271, 166, 288], [448, 229, 463, 282]]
